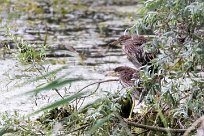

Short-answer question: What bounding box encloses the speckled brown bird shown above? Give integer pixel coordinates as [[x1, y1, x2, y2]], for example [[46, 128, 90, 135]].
[[114, 66, 139, 88], [112, 35, 158, 68], [114, 66, 146, 118], [114, 66, 143, 99]]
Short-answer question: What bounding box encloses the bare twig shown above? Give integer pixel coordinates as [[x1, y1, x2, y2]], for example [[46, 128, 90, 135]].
[[75, 79, 119, 110], [77, 83, 100, 110], [125, 119, 187, 133], [34, 63, 64, 99], [136, 106, 153, 124], [178, 118, 185, 129], [183, 115, 204, 136], [68, 124, 89, 134], [77, 79, 119, 93]]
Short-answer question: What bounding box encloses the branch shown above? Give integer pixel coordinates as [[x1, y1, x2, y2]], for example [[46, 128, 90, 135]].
[[125, 119, 187, 133], [183, 115, 204, 136], [68, 124, 89, 134], [54, 88, 64, 99], [78, 79, 119, 93], [33, 63, 64, 99], [76, 79, 119, 110]]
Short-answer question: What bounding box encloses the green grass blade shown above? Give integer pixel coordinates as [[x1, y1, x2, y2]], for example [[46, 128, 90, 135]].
[[18, 66, 67, 86], [23, 77, 82, 96], [0, 126, 9, 135], [29, 92, 85, 116], [43, 31, 48, 47]]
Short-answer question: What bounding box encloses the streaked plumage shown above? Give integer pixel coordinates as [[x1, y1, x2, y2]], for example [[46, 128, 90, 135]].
[[114, 66, 139, 88], [114, 66, 145, 118], [115, 35, 158, 68], [114, 66, 145, 100]]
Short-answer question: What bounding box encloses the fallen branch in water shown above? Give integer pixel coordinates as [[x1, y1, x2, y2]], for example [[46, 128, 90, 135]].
[[125, 119, 187, 133]]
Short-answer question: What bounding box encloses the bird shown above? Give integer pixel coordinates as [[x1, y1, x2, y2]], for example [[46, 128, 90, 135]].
[[111, 35, 158, 69], [114, 66, 145, 118], [114, 66, 144, 100], [114, 66, 139, 88]]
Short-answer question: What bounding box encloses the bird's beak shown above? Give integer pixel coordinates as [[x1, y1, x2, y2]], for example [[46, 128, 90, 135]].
[[108, 70, 119, 76]]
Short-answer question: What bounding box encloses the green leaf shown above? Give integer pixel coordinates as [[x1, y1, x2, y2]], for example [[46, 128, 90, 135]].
[[79, 98, 104, 113], [0, 126, 9, 135], [18, 66, 67, 86], [24, 77, 83, 96], [29, 91, 85, 116], [87, 114, 112, 135]]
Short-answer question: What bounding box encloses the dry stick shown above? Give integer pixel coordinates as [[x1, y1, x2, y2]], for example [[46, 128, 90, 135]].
[[125, 120, 187, 133], [136, 106, 153, 124], [77, 79, 119, 93], [68, 124, 89, 134], [77, 83, 100, 110], [178, 118, 185, 129], [183, 115, 204, 136], [76, 79, 119, 110]]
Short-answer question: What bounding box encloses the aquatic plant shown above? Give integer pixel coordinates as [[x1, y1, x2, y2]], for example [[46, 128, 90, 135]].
[[5, 26, 47, 63]]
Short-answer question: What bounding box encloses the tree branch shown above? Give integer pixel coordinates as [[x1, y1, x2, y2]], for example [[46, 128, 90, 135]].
[[77, 79, 119, 93], [75, 79, 119, 110], [124, 119, 187, 133], [68, 124, 89, 134], [183, 115, 204, 136]]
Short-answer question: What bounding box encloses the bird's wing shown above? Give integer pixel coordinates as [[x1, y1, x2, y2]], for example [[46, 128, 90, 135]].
[[134, 46, 159, 66], [122, 42, 142, 68]]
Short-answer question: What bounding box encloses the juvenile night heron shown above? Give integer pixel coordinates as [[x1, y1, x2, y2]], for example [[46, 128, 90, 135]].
[[114, 66, 145, 118], [112, 35, 158, 69], [114, 66, 139, 88]]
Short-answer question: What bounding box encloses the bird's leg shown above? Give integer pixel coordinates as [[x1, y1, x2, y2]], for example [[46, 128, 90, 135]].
[[128, 96, 135, 119]]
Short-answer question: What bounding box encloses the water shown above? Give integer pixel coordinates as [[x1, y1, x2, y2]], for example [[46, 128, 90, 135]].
[[0, 0, 141, 116]]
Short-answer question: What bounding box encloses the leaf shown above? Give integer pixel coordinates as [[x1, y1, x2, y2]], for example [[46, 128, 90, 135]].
[[29, 91, 85, 116], [23, 77, 83, 96], [87, 114, 112, 135], [0, 126, 8, 135], [79, 98, 104, 113], [18, 66, 67, 86]]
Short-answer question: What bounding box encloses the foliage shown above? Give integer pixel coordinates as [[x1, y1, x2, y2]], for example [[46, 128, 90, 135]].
[[4, 26, 47, 63], [0, 111, 49, 135], [127, 0, 204, 135]]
